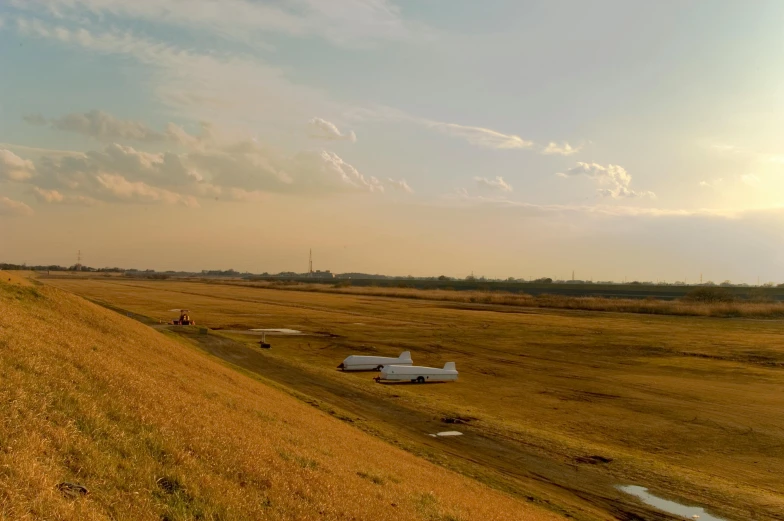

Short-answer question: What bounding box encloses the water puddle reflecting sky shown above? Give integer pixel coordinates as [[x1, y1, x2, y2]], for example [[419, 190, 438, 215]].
[[617, 485, 726, 521]]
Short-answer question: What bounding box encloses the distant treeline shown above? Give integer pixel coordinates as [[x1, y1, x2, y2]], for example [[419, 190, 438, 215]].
[[244, 277, 784, 302], [3, 261, 782, 301], [0, 263, 124, 272]]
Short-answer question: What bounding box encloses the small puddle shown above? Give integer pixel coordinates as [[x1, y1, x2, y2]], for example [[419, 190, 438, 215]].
[[249, 328, 303, 335], [617, 485, 725, 521]]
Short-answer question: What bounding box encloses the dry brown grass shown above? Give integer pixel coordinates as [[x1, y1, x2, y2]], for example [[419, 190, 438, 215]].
[[47, 278, 784, 520], [0, 279, 559, 521], [0, 270, 36, 287], [228, 280, 784, 318]]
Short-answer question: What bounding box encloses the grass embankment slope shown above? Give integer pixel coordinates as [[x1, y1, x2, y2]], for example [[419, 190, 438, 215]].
[[0, 275, 558, 521], [45, 278, 784, 520]]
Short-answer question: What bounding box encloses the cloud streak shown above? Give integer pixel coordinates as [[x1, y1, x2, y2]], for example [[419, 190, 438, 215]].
[[10, 0, 430, 48], [438, 192, 755, 219], [15, 17, 331, 128], [348, 105, 578, 154], [430, 122, 533, 150]]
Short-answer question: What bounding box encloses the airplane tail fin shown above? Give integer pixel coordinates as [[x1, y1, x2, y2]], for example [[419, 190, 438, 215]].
[[443, 362, 456, 371], [399, 351, 412, 361]]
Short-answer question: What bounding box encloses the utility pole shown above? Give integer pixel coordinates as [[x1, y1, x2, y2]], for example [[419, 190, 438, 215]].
[[572, 269, 575, 281], [309, 249, 313, 275]]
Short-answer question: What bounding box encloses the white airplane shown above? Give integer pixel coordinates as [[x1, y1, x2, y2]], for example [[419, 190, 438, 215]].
[[338, 351, 412, 371], [377, 362, 458, 383]]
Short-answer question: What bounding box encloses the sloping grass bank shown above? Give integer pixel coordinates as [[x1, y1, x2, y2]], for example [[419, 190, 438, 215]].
[[0, 275, 558, 521]]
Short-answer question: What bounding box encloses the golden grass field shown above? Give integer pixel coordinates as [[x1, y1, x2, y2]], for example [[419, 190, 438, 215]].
[[39, 276, 784, 521], [0, 272, 562, 521], [229, 280, 784, 318]]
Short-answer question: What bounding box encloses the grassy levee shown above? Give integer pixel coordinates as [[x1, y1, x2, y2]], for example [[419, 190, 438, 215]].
[[0, 275, 561, 521], [41, 277, 784, 520]]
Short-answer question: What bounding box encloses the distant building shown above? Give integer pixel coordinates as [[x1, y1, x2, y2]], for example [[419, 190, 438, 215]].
[[309, 270, 334, 279]]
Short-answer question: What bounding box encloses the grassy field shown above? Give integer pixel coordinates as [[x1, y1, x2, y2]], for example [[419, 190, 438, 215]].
[[218, 279, 784, 318], [42, 277, 784, 521], [0, 272, 561, 521]]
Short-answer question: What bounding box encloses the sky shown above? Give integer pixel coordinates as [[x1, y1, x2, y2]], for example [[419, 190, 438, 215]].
[[1, 0, 784, 282]]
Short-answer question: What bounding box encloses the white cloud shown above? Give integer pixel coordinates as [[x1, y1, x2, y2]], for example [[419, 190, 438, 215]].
[[429, 122, 533, 150], [437, 193, 749, 218], [474, 176, 513, 192], [558, 162, 655, 199], [307, 117, 357, 143], [0, 196, 33, 216], [542, 142, 581, 156], [0, 149, 36, 181]]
